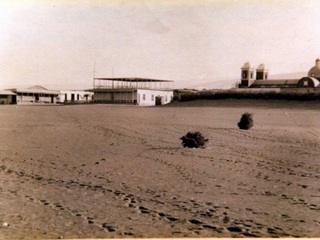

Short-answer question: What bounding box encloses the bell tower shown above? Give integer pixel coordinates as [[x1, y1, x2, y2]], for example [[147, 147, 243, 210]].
[[256, 64, 268, 80], [240, 62, 255, 87]]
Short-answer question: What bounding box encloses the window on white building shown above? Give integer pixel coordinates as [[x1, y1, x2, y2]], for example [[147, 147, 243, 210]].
[[143, 94, 146, 101], [151, 95, 154, 101], [242, 70, 248, 79]]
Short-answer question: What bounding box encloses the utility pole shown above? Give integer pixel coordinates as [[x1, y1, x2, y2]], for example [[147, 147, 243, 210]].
[[93, 60, 96, 88]]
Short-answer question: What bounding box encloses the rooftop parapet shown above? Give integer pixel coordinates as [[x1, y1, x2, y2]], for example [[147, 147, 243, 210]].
[[93, 77, 174, 90]]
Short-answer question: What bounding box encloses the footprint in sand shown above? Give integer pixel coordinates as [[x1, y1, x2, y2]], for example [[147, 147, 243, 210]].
[[188, 219, 203, 225], [165, 216, 179, 222], [40, 199, 50, 206], [158, 212, 166, 217], [309, 204, 320, 210], [223, 216, 230, 223], [102, 223, 116, 232], [54, 203, 65, 210], [227, 226, 243, 233], [138, 206, 150, 214], [202, 224, 218, 230], [157, 212, 179, 222], [87, 217, 94, 224]]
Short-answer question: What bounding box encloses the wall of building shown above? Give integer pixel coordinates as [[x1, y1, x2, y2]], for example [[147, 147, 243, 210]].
[[0, 95, 14, 104], [137, 89, 173, 106], [229, 88, 320, 95], [280, 88, 320, 94], [94, 89, 173, 106], [17, 93, 56, 104], [58, 91, 94, 103], [94, 92, 112, 101], [94, 91, 136, 103], [113, 91, 136, 103], [231, 88, 281, 94]]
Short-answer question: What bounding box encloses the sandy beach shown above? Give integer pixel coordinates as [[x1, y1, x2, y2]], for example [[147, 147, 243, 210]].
[[0, 100, 320, 239]]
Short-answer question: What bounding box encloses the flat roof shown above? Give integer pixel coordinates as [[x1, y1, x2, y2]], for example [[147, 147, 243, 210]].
[[94, 77, 174, 82], [251, 79, 299, 85], [88, 88, 136, 92]]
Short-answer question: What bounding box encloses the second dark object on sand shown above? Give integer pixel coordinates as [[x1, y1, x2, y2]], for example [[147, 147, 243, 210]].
[[180, 131, 208, 148], [238, 112, 254, 130]]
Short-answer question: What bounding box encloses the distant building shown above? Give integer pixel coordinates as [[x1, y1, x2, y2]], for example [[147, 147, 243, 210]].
[[239, 59, 320, 88], [7, 85, 60, 104], [0, 86, 94, 105], [91, 77, 174, 106], [0, 90, 16, 104], [58, 90, 94, 104]]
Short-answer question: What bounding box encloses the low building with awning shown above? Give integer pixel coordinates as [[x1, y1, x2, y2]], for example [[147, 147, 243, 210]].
[[8, 85, 60, 104]]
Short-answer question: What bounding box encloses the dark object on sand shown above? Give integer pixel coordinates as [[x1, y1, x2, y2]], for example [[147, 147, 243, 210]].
[[238, 112, 254, 130], [180, 131, 208, 148]]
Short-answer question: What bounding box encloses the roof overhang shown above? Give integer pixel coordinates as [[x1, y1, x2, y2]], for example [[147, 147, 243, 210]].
[[13, 89, 60, 95], [94, 77, 174, 82], [90, 88, 137, 92], [0, 90, 16, 95]]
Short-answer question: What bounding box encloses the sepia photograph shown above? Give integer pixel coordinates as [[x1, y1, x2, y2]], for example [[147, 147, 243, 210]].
[[0, 0, 320, 239]]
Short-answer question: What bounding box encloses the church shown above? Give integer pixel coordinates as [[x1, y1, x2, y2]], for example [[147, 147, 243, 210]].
[[239, 59, 320, 88]]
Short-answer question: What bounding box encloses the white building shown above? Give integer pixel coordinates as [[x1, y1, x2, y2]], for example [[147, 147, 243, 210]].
[[58, 90, 94, 104], [92, 78, 174, 106]]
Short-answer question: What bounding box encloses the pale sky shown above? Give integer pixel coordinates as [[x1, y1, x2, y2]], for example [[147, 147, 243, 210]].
[[1, 0, 320, 90]]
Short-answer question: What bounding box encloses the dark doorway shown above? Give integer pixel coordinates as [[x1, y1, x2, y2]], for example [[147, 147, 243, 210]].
[[35, 94, 39, 102], [155, 96, 162, 105], [71, 94, 75, 101], [51, 95, 54, 104], [12, 95, 17, 104]]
